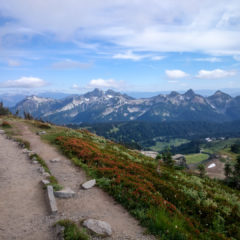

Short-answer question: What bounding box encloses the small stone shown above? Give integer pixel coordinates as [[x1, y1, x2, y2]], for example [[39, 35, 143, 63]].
[[28, 152, 35, 157], [32, 161, 38, 164], [22, 148, 30, 153], [37, 131, 46, 135], [38, 167, 45, 174], [0, 130, 5, 134], [50, 158, 60, 163], [82, 219, 112, 236], [41, 179, 50, 185], [43, 172, 51, 178], [54, 187, 76, 198], [82, 179, 96, 190]]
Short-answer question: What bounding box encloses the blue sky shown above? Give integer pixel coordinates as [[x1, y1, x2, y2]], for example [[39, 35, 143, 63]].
[[0, 0, 240, 94]]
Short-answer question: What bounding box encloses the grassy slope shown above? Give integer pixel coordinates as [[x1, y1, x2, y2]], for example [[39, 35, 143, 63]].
[[150, 138, 190, 152], [28, 120, 240, 240], [185, 153, 209, 164]]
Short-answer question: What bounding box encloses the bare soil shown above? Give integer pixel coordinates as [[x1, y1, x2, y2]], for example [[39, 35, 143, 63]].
[[12, 121, 155, 240], [0, 133, 54, 240], [205, 159, 225, 179]]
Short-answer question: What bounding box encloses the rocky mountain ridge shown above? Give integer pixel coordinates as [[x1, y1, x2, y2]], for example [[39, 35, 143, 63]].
[[12, 88, 240, 124]]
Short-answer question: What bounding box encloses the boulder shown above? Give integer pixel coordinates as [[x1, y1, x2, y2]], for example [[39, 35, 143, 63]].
[[54, 187, 76, 198], [82, 179, 96, 190], [83, 219, 112, 236]]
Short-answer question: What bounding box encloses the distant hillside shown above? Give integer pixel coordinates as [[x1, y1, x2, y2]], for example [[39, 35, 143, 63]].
[[11, 88, 240, 124], [77, 121, 240, 150]]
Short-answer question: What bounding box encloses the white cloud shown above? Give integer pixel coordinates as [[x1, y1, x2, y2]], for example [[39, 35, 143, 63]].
[[194, 57, 221, 62], [165, 70, 189, 79], [151, 56, 165, 61], [88, 78, 125, 89], [1, 0, 240, 55], [0, 77, 47, 88], [113, 51, 165, 61], [113, 51, 147, 61], [7, 59, 21, 67], [52, 59, 92, 69], [196, 69, 236, 79]]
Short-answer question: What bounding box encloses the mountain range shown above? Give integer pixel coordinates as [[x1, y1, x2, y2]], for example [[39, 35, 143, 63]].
[[11, 88, 240, 124]]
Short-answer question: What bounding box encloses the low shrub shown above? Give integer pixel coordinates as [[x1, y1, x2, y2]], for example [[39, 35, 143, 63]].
[[57, 219, 89, 240], [1, 121, 12, 128], [43, 128, 240, 239]]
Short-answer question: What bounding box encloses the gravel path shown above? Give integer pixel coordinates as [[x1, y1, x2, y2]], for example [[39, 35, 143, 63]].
[[13, 121, 155, 240], [0, 133, 54, 240]]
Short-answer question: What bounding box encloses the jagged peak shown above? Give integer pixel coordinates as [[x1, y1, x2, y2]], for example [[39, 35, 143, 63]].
[[84, 88, 104, 98], [184, 89, 195, 97], [168, 91, 180, 97], [26, 95, 48, 101], [213, 90, 231, 98]]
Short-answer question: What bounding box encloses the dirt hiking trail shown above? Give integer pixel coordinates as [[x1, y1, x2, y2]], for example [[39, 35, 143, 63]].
[[0, 133, 53, 240], [12, 121, 155, 240]]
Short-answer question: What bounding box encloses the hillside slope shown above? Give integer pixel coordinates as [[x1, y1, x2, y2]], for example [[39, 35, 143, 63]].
[[24, 119, 240, 239]]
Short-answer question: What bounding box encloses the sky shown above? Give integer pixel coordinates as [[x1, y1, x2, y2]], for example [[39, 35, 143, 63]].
[[0, 0, 240, 94]]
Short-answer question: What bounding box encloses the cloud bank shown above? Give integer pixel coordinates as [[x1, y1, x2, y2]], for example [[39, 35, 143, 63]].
[[0, 77, 47, 88], [196, 69, 236, 79], [1, 0, 240, 55]]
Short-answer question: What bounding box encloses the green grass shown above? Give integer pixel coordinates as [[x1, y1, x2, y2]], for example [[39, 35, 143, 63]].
[[30, 153, 63, 191], [56, 219, 89, 240], [150, 138, 189, 152], [185, 153, 209, 164], [201, 138, 240, 154]]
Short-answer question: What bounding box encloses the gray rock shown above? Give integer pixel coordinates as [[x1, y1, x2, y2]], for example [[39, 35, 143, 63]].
[[82, 179, 96, 190], [54, 224, 65, 240], [50, 158, 60, 163], [22, 148, 31, 153], [41, 179, 50, 185], [28, 152, 35, 157], [32, 160, 38, 164], [0, 130, 5, 134], [54, 187, 76, 198], [43, 172, 51, 178], [37, 131, 46, 135], [38, 167, 45, 174], [47, 185, 58, 214], [83, 219, 112, 236]]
